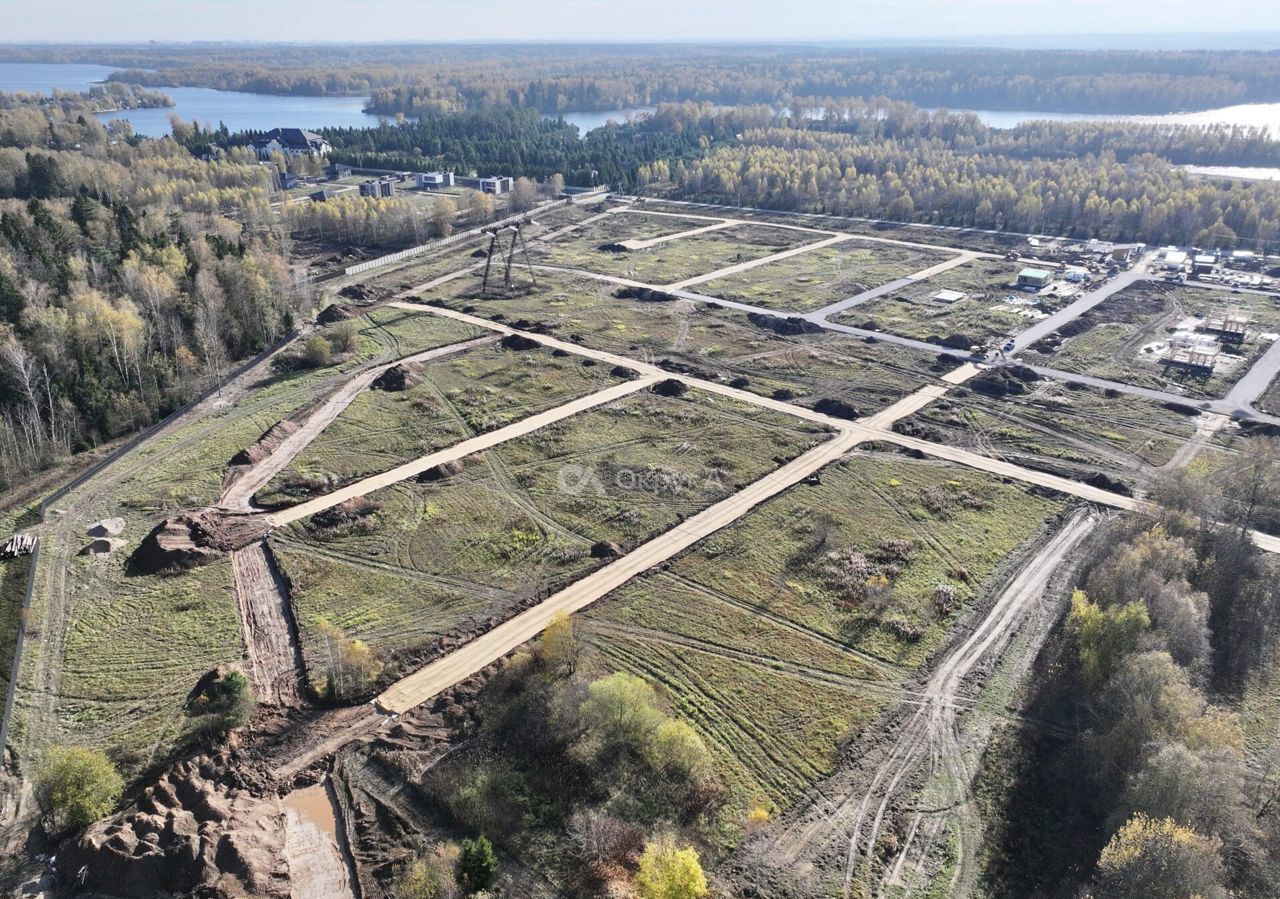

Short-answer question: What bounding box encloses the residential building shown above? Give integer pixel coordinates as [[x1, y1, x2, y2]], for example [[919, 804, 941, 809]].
[[251, 128, 332, 160]]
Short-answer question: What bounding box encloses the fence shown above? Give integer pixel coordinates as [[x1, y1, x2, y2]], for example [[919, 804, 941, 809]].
[[0, 328, 298, 758]]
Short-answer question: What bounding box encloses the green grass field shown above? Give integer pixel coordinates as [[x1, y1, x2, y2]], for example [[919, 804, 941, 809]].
[[277, 387, 830, 682], [413, 270, 952, 416], [579, 451, 1064, 817], [839, 257, 1043, 346], [903, 380, 1201, 472], [257, 340, 626, 506], [533, 222, 819, 284], [696, 239, 954, 311]]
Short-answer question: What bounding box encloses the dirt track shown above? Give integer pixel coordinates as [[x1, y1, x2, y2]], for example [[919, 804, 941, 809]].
[[220, 335, 499, 511], [231, 542, 306, 706], [751, 509, 1097, 897]]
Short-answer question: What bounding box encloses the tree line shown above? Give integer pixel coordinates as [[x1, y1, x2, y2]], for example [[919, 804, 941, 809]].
[[983, 439, 1280, 897], [0, 95, 306, 492]]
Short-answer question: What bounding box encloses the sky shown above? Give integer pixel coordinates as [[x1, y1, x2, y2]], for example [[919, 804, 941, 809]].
[[6, 0, 1280, 45]]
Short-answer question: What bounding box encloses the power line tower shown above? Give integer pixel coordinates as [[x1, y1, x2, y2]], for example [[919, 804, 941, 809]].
[[480, 219, 538, 295]]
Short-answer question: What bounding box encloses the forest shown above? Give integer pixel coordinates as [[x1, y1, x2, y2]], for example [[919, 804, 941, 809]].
[[979, 444, 1280, 898], [0, 95, 308, 493], [3, 44, 1280, 115]]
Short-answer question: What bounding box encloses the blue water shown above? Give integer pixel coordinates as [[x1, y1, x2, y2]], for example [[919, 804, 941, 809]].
[[2, 62, 1277, 138], [0, 61, 382, 137]]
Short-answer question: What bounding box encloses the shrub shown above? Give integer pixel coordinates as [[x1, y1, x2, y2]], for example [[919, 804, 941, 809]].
[[457, 835, 498, 893], [35, 747, 124, 832], [635, 835, 708, 899]]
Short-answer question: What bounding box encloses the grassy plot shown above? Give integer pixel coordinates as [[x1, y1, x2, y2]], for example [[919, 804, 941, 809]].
[[257, 341, 625, 506], [416, 270, 949, 415], [278, 388, 828, 670], [901, 379, 1201, 472], [580, 452, 1063, 813], [695, 239, 954, 312], [273, 544, 499, 684], [840, 257, 1045, 346], [545, 209, 718, 245], [1023, 281, 1280, 398], [533, 222, 819, 284], [36, 546, 241, 763]]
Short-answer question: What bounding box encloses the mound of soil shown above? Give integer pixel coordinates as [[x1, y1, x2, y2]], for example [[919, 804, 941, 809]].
[[591, 540, 624, 559], [80, 537, 126, 556], [610, 365, 636, 379], [500, 333, 541, 351], [337, 284, 376, 302], [230, 420, 300, 468], [471, 248, 489, 258], [417, 460, 465, 482], [86, 516, 126, 538], [970, 366, 1039, 398], [813, 397, 861, 420], [614, 286, 676, 302], [746, 311, 823, 336], [1083, 472, 1134, 496], [729, 377, 751, 389], [68, 751, 289, 899], [371, 362, 424, 392], [599, 242, 631, 253], [132, 510, 269, 574], [311, 497, 379, 530], [651, 378, 688, 398], [316, 302, 357, 325]]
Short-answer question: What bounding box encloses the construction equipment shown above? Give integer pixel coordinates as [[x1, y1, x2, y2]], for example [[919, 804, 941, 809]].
[[480, 219, 538, 295]]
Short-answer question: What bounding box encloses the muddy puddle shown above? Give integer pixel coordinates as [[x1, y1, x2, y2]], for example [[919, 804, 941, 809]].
[[282, 780, 357, 899]]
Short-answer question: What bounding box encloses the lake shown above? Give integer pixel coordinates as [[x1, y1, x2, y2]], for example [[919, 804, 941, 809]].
[[2, 61, 1278, 139], [0, 61, 383, 137]]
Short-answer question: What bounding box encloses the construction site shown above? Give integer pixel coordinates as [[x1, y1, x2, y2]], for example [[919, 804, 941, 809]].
[[2, 192, 1280, 899]]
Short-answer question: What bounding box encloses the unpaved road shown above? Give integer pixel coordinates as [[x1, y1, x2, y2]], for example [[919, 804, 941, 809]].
[[375, 427, 864, 714], [220, 335, 498, 510], [268, 375, 658, 526], [753, 510, 1097, 896], [667, 234, 851, 291], [231, 542, 306, 706]]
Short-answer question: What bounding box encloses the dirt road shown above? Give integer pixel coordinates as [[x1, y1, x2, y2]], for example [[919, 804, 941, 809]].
[[220, 335, 498, 511], [269, 375, 658, 526], [666, 234, 851, 291], [753, 510, 1097, 896], [375, 427, 863, 714], [231, 542, 306, 706]]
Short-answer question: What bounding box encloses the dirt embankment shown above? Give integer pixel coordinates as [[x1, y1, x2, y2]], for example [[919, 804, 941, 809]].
[[131, 509, 270, 574]]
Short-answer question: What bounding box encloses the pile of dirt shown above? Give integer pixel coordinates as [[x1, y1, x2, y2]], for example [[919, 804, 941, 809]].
[[610, 365, 636, 379], [598, 242, 632, 253], [316, 302, 357, 325], [86, 517, 126, 538], [372, 361, 425, 392], [970, 366, 1040, 398], [80, 537, 126, 556], [131, 510, 269, 574], [417, 460, 465, 482], [746, 311, 823, 336], [614, 286, 676, 302], [499, 333, 541, 351], [1082, 472, 1134, 496], [229, 420, 299, 467], [591, 540, 624, 559], [337, 284, 377, 302], [813, 397, 861, 420], [68, 751, 290, 899], [651, 378, 688, 398]]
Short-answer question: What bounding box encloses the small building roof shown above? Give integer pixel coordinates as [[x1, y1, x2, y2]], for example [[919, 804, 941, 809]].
[[932, 289, 967, 303], [1018, 267, 1052, 279]]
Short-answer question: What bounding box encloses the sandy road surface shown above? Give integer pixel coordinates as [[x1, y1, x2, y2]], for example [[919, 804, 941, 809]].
[[619, 219, 737, 250], [269, 375, 658, 526], [220, 335, 499, 510], [375, 427, 863, 714]]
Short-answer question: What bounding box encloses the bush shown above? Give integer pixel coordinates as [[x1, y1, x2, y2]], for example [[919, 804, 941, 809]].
[[635, 835, 708, 899], [35, 747, 123, 832], [301, 333, 332, 368], [457, 835, 498, 893]]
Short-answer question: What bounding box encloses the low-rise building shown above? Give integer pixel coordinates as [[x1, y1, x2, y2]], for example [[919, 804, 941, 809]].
[[1016, 267, 1053, 290], [416, 171, 455, 189], [251, 128, 332, 160], [359, 178, 396, 198]]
